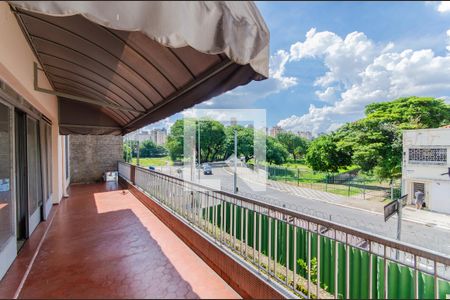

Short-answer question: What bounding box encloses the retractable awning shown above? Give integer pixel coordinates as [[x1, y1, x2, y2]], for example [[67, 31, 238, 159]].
[[9, 1, 269, 135]]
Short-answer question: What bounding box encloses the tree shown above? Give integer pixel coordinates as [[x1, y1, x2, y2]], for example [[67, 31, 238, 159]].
[[305, 134, 352, 173], [166, 119, 184, 161], [335, 96, 450, 181], [123, 143, 132, 162], [197, 119, 226, 162], [266, 136, 289, 165], [139, 140, 167, 157], [364, 96, 450, 129], [166, 118, 227, 163], [276, 131, 309, 160], [224, 125, 254, 161]]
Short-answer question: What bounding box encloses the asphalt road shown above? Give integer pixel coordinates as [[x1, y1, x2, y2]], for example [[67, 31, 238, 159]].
[[186, 166, 450, 256]]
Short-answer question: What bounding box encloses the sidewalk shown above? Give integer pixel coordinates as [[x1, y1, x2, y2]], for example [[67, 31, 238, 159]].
[[231, 166, 450, 231]]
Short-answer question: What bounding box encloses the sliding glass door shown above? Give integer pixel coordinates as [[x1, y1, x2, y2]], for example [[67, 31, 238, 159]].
[[0, 100, 15, 279], [39, 120, 52, 218], [26, 116, 42, 234], [0, 87, 53, 280]]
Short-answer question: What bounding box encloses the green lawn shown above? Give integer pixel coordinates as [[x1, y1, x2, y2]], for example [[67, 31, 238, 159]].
[[250, 158, 359, 174], [130, 156, 172, 167]]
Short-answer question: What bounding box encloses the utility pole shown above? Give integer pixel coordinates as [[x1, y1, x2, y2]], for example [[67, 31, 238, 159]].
[[233, 129, 238, 193], [395, 197, 403, 259], [198, 121, 201, 180], [136, 140, 140, 166], [390, 180, 394, 202], [127, 137, 131, 163], [397, 198, 402, 241]]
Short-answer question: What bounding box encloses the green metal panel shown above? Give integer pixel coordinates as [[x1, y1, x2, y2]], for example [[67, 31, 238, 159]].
[[351, 248, 361, 299], [360, 251, 369, 299], [203, 205, 450, 298], [338, 243, 347, 299], [388, 262, 399, 299], [399, 265, 413, 299], [439, 279, 450, 299]]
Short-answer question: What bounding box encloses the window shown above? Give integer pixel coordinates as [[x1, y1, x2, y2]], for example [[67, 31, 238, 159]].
[[408, 148, 447, 164], [0, 101, 13, 249]]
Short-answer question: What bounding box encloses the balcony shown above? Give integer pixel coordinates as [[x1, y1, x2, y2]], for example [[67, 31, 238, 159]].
[[1, 162, 450, 299], [0, 182, 240, 299]]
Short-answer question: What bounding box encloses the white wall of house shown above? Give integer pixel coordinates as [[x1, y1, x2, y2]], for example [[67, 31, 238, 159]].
[[402, 128, 450, 214]]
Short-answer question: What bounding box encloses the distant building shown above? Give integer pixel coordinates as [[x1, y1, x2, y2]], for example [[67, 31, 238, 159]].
[[230, 117, 237, 126], [296, 131, 313, 140], [269, 126, 283, 137], [125, 128, 167, 146], [154, 128, 167, 146], [402, 128, 450, 214], [126, 130, 151, 143]]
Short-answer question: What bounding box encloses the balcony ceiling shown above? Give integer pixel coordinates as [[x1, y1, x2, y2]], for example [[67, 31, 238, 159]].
[[9, 1, 269, 135]]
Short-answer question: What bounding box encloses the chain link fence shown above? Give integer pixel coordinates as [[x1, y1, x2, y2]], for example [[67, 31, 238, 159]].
[[252, 165, 401, 202]]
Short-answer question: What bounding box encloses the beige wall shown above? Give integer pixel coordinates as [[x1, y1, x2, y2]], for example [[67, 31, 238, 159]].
[[0, 2, 63, 204]]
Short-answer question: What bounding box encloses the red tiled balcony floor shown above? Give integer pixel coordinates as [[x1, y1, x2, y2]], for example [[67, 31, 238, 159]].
[[1, 182, 240, 299]]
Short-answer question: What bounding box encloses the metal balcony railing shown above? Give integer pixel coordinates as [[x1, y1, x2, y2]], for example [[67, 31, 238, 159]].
[[118, 162, 450, 299]]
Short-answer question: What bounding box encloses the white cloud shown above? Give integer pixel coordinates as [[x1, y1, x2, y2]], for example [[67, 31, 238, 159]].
[[438, 1, 450, 13], [270, 50, 298, 89], [447, 29, 450, 53], [290, 28, 376, 88], [278, 28, 450, 136], [315, 86, 337, 102], [196, 50, 298, 108]]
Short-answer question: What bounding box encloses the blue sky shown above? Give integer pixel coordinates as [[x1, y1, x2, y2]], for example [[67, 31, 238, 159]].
[[143, 1, 450, 136]]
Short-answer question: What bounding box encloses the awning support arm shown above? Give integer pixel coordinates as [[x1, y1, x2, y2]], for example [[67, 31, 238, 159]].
[[59, 123, 121, 130], [33, 62, 145, 114]]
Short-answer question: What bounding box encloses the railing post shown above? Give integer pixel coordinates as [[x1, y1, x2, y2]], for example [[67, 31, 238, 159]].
[[130, 164, 136, 185]]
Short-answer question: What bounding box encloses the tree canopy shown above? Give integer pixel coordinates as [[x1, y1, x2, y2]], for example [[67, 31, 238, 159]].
[[166, 119, 184, 161], [305, 134, 352, 173], [224, 125, 254, 161], [166, 119, 291, 164], [139, 140, 167, 157], [266, 136, 289, 165], [308, 96, 450, 179], [276, 131, 309, 160]]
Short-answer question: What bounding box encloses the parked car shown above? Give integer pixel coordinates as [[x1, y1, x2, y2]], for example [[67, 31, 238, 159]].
[[148, 166, 155, 171], [203, 164, 212, 175]]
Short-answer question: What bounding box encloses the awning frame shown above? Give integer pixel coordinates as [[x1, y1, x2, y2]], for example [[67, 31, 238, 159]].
[[9, 1, 270, 135], [33, 62, 145, 114]]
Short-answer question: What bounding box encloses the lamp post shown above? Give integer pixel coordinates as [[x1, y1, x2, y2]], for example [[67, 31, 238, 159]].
[[136, 140, 140, 166], [198, 121, 201, 180], [233, 129, 238, 193]]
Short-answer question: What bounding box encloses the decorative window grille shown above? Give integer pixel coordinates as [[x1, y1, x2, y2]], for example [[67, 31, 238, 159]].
[[408, 148, 447, 164]]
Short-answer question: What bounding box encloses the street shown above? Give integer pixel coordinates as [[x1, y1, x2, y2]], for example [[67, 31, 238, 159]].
[[161, 165, 450, 256]]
